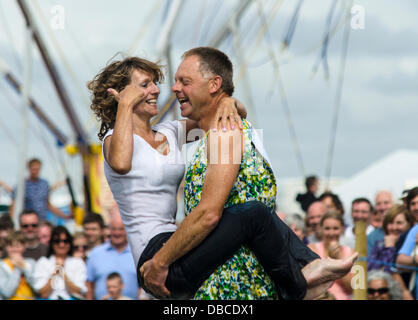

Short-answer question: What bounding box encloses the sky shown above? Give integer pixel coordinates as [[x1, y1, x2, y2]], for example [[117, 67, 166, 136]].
[[0, 0, 417, 203]]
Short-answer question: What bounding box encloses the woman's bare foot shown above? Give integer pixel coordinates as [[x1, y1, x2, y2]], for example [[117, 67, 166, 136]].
[[302, 252, 358, 299]]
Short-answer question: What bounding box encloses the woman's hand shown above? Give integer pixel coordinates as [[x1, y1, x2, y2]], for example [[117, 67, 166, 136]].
[[107, 84, 147, 110], [9, 253, 25, 270], [327, 240, 342, 259], [384, 235, 397, 248], [212, 97, 243, 132]]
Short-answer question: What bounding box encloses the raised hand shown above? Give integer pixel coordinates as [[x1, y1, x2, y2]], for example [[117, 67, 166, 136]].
[[107, 84, 147, 110]]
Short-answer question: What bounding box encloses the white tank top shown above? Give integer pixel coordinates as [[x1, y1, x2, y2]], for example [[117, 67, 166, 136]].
[[103, 120, 186, 267]]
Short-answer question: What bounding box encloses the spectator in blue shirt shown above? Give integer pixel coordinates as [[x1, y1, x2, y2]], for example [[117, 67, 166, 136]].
[[396, 224, 418, 299], [9, 158, 73, 222], [86, 210, 138, 300]]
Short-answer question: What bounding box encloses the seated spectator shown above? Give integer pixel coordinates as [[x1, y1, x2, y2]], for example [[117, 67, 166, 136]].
[[38, 221, 53, 246], [0, 231, 36, 300], [0, 214, 14, 259], [19, 210, 47, 261], [308, 211, 355, 300], [295, 175, 318, 213], [318, 191, 345, 217], [284, 213, 306, 243], [101, 272, 132, 300], [367, 270, 403, 300], [72, 232, 88, 263], [33, 226, 87, 300], [82, 212, 105, 256]]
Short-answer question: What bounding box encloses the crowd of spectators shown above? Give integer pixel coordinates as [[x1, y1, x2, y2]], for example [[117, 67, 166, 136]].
[[0, 160, 417, 300], [286, 176, 418, 300]]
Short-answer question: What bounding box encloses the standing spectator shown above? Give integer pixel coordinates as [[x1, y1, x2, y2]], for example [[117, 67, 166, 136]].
[[38, 221, 53, 246], [318, 191, 345, 217], [404, 186, 418, 221], [19, 210, 47, 261], [0, 214, 14, 259], [0, 231, 36, 300], [340, 198, 374, 249], [306, 201, 327, 244], [372, 190, 394, 229], [284, 213, 306, 243], [367, 270, 403, 300], [86, 213, 138, 300], [295, 175, 319, 213], [308, 211, 356, 300], [367, 191, 394, 253], [9, 158, 73, 222], [82, 212, 105, 256], [101, 272, 132, 300], [72, 232, 88, 263], [33, 226, 87, 300]]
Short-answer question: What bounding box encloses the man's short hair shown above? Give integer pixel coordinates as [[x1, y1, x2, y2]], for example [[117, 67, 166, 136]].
[[182, 47, 234, 96], [28, 158, 42, 167], [305, 176, 318, 190], [405, 187, 418, 211], [82, 212, 105, 229], [107, 272, 123, 282], [351, 197, 373, 212], [19, 210, 40, 225]]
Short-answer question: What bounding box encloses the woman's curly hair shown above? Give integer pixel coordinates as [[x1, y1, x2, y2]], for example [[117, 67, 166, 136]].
[[88, 56, 164, 140]]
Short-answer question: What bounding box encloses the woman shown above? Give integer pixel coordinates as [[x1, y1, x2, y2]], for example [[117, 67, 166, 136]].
[[369, 204, 414, 273], [369, 204, 415, 300], [33, 226, 87, 300], [367, 270, 403, 300], [0, 231, 36, 300], [308, 211, 355, 300], [89, 56, 355, 300], [72, 232, 89, 263]]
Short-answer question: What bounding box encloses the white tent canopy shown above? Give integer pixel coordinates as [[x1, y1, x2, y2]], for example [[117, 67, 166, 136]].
[[334, 149, 418, 227]]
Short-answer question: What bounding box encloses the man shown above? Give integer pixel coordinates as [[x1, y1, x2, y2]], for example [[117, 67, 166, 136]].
[[9, 158, 73, 222], [139, 47, 356, 300], [340, 198, 375, 249], [82, 212, 105, 256], [86, 208, 138, 300], [19, 210, 47, 261], [296, 176, 319, 213], [367, 190, 394, 254], [38, 221, 53, 246], [306, 201, 327, 244]]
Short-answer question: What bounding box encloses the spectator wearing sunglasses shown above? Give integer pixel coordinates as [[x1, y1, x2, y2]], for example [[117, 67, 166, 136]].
[[19, 210, 47, 261], [367, 270, 402, 300], [33, 226, 87, 300], [72, 232, 88, 263]]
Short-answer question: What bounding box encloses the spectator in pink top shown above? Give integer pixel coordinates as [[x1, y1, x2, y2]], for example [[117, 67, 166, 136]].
[[308, 211, 355, 300]]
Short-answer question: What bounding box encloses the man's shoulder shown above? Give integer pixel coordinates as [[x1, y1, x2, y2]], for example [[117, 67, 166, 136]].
[[88, 242, 111, 258]]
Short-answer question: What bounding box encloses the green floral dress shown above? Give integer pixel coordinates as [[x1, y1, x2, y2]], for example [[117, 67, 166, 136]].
[[184, 119, 278, 300]]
